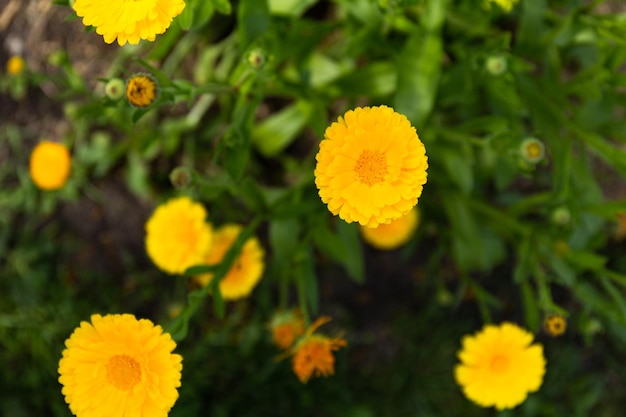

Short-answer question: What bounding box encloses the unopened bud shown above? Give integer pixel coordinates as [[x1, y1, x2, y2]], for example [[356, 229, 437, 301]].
[[485, 55, 508, 76], [169, 166, 192, 189], [105, 78, 125, 101], [519, 137, 546, 164]]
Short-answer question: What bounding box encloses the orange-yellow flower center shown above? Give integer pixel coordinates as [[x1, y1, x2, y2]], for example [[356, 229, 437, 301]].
[[489, 354, 509, 373], [526, 143, 542, 158], [126, 75, 157, 107], [354, 150, 387, 186], [106, 354, 142, 391]]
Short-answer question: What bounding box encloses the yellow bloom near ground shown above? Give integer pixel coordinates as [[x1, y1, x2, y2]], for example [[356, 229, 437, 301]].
[[360, 207, 419, 250], [195, 224, 265, 300], [315, 106, 428, 228], [58, 314, 182, 417], [145, 196, 213, 275], [290, 316, 346, 384], [29, 140, 71, 190], [269, 309, 306, 350], [6, 56, 25, 75], [72, 0, 186, 46], [455, 322, 546, 410]]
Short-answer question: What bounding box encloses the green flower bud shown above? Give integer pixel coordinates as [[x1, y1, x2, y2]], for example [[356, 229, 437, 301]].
[[105, 78, 125, 101], [169, 166, 192, 189], [519, 137, 545, 165], [485, 55, 507, 76], [551, 206, 571, 226], [245, 48, 268, 69]]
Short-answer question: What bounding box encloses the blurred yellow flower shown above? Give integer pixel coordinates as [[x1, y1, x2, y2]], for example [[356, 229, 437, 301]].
[[58, 314, 182, 417], [544, 314, 567, 337], [290, 316, 346, 384], [455, 322, 546, 410], [315, 105, 428, 228], [126, 74, 159, 108], [195, 224, 265, 300], [6, 56, 25, 75], [269, 309, 305, 350], [29, 140, 71, 191], [72, 0, 186, 46], [360, 207, 419, 250], [489, 0, 518, 12], [145, 197, 213, 275]]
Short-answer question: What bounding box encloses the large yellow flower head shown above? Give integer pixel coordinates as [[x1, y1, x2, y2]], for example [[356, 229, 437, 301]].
[[315, 106, 428, 228], [290, 316, 346, 384], [455, 322, 546, 410], [360, 206, 419, 250], [29, 140, 71, 191], [145, 196, 213, 275], [72, 0, 186, 46], [58, 314, 183, 417], [195, 224, 265, 300]]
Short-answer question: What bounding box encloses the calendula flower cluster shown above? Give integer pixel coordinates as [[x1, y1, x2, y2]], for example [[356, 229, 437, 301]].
[[455, 322, 546, 410], [315, 106, 428, 228], [72, 0, 186, 46], [58, 314, 182, 417]]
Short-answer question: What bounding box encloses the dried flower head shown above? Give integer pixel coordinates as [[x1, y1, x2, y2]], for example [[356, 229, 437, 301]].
[[58, 314, 182, 417], [315, 106, 428, 228]]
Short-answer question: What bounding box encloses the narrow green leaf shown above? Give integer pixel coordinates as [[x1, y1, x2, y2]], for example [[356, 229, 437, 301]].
[[337, 220, 364, 283], [521, 280, 540, 332], [237, 0, 270, 49], [212, 0, 232, 14], [252, 101, 312, 157]]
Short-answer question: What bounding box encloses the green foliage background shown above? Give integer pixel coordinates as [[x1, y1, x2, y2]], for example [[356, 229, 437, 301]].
[[2, 0, 626, 415]]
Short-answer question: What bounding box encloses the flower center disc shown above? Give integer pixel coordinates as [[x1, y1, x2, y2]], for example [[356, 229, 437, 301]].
[[489, 354, 509, 373], [106, 354, 142, 390], [354, 150, 387, 186]]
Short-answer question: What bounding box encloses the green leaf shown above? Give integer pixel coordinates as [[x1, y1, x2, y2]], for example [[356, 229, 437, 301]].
[[337, 221, 364, 283], [295, 247, 319, 316], [521, 280, 540, 331], [237, 0, 270, 49], [212, 0, 232, 14], [268, 0, 318, 16], [269, 218, 301, 270], [252, 100, 313, 157], [331, 61, 397, 98], [440, 146, 474, 194], [393, 29, 443, 126], [166, 289, 208, 341], [183, 264, 219, 276]]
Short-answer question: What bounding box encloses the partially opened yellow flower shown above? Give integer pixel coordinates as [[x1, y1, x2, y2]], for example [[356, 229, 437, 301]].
[[29, 140, 71, 190], [455, 322, 546, 410], [58, 314, 182, 417], [315, 106, 428, 228], [195, 224, 265, 300], [145, 197, 213, 275], [544, 314, 567, 337], [290, 316, 346, 384], [360, 207, 419, 250], [126, 74, 159, 108], [72, 0, 186, 46], [269, 309, 305, 350]]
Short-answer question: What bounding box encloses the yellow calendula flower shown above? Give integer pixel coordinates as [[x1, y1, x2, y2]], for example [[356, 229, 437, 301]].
[[145, 196, 213, 275], [290, 316, 346, 384], [6, 56, 25, 75], [126, 74, 159, 108], [72, 0, 186, 46], [488, 0, 519, 12], [269, 309, 305, 350], [315, 106, 428, 228], [360, 207, 419, 250], [544, 314, 567, 337], [455, 322, 546, 410], [29, 140, 71, 191], [58, 314, 182, 417], [195, 224, 265, 300]]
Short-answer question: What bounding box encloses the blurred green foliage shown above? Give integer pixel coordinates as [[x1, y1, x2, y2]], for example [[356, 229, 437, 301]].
[[3, 0, 626, 415]]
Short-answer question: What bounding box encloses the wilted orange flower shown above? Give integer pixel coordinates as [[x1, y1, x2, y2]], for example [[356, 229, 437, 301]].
[[290, 317, 346, 384], [269, 310, 305, 350], [315, 106, 428, 228]]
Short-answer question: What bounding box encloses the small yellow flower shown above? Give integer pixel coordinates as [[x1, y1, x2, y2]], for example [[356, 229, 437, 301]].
[[58, 314, 182, 417], [315, 106, 428, 228], [455, 322, 546, 410], [72, 0, 186, 46], [289, 316, 346, 384], [195, 224, 265, 300], [519, 137, 545, 165], [145, 197, 213, 275], [544, 314, 567, 337], [488, 0, 519, 12], [360, 207, 419, 250], [126, 74, 159, 108], [6, 56, 25, 75], [269, 309, 305, 350], [29, 141, 71, 191]]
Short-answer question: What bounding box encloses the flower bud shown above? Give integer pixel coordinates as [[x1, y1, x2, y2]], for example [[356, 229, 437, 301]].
[[485, 55, 507, 76], [519, 137, 545, 164], [169, 166, 192, 189], [105, 78, 125, 101]]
